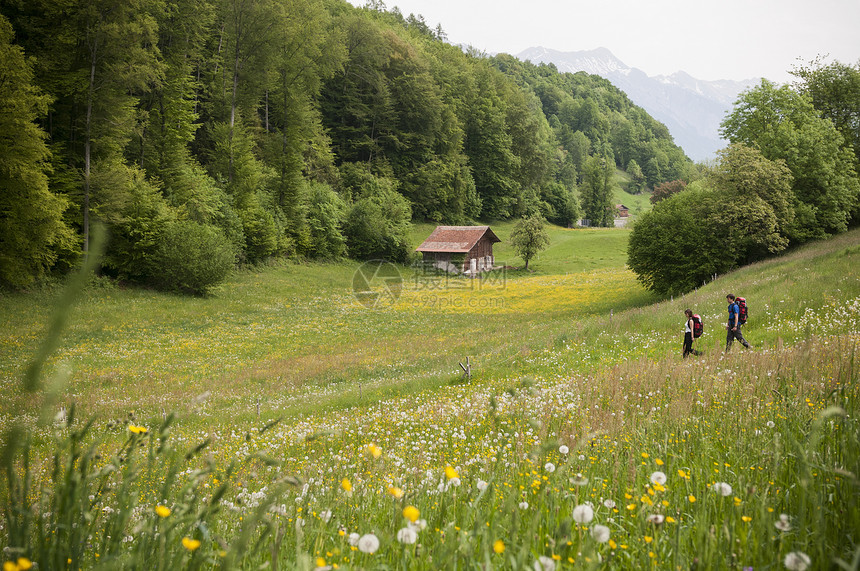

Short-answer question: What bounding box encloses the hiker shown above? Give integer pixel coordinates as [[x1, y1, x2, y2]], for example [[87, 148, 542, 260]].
[[725, 293, 751, 351], [683, 309, 700, 358]]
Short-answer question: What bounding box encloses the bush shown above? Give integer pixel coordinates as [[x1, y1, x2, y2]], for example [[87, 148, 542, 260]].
[[340, 168, 412, 263], [627, 188, 733, 296], [97, 163, 172, 283], [303, 182, 346, 259], [151, 220, 236, 295]]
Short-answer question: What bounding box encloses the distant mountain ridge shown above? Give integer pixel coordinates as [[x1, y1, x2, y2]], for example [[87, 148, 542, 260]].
[[517, 47, 759, 161]]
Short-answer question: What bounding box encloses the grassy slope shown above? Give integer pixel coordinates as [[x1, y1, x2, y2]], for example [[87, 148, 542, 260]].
[[613, 169, 652, 218], [2, 227, 859, 424], [1, 223, 654, 424], [2, 226, 859, 569]]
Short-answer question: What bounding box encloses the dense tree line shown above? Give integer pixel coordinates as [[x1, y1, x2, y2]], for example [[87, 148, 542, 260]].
[[0, 0, 690, 293], [628, 63, 860, 296]]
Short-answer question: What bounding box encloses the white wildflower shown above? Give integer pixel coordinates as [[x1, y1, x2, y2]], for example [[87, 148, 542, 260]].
[[784, 551, 811, 571], [774, 513, 792, 532], [570, 473, 589, 486], [397, 527, 418, 544], [572, 504, 594, 524], [534, 555, 556, 571], [358, 533, 380, 554], [650, 471, 667, 485], [713, 482, 733, 496], [590, 524, 610, 543]]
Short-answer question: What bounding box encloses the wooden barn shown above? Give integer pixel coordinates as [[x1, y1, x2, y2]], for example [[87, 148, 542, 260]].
[[616, 204, 630, 217], [416, 226, 501, 275]]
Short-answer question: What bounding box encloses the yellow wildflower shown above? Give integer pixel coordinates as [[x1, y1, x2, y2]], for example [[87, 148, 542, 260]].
[[493, 540, 505, 554], [182, 537, 201, 551], [155, 505, 171, 518], [403, 506, 420, 523]]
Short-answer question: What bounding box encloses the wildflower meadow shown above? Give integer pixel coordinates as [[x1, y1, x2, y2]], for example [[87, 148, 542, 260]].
[[1, 225, 859, 570]]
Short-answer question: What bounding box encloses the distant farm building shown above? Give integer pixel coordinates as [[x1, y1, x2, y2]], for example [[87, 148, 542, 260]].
[[416, 226, 500, 275], [616, 204, 630, 217]]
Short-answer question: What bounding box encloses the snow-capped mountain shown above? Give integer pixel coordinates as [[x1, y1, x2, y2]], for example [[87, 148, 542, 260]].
[[517, 47, 759, 162]]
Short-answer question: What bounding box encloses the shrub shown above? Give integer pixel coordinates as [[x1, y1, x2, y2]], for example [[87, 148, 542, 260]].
[[151, 220, 236, 295], [97, 163, 172, 283], [341, 170, 412, 263], [303, 182, 346, 259]]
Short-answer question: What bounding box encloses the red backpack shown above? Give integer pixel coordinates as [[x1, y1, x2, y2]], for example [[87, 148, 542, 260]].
[[692, 314, 703, 338], [735, 297, 748, 325]]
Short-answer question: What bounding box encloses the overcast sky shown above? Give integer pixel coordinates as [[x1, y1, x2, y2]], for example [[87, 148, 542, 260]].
[[352, 0, 860, 82]]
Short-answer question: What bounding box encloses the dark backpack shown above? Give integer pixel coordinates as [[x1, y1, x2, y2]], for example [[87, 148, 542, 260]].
[[735, 297, 747, 325], [692, 314, 703, 338]]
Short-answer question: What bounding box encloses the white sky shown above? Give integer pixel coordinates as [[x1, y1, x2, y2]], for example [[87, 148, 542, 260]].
[[353, 0, 860, 82]]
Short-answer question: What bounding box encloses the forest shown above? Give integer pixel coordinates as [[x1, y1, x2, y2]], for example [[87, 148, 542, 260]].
[[0, 0, 692, 293]]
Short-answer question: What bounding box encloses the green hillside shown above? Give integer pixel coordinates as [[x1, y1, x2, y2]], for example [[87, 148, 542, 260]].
[[2, 228, 858, 569]]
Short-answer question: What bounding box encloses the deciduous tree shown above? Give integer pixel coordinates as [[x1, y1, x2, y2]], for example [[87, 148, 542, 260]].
[[510, 214, 549, 270], [0, 15, 76, 288], [721, 79, 860, 242]]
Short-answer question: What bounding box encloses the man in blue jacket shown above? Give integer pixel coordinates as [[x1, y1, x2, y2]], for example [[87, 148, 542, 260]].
[[725, 293, 751, 352]]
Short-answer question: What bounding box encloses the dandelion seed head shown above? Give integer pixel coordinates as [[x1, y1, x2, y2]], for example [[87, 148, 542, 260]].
[[591, 524, 610, 543], [572, 504, 594, 524], [784, 551, 811, 571], [775, 513, 792, 532], [534, 555, 556, 571], [358, 533, 380, 554], [713, 482, 733, 496], [397, 527, 418, 544]]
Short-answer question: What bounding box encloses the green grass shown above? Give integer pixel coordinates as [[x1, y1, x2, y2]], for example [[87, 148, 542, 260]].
[[1, 224, 651, 423], [612, 169, 652, 218], [2, 227, 859, 570], [412, 221, 632, 274]]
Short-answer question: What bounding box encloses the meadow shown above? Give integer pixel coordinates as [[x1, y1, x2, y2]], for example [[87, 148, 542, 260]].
[[1, 224, 859, 570]]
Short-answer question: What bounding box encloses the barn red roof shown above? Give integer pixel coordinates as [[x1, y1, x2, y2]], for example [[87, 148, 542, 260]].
[[416, 226, 500, 253]]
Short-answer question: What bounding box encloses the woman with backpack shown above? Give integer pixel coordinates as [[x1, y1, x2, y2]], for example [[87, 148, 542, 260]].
[[683, 309, 700, 358]]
